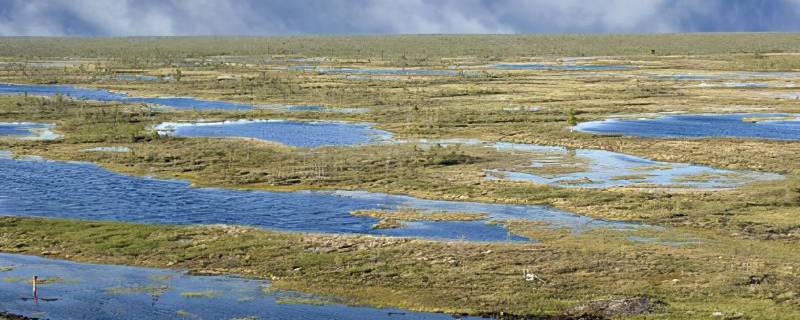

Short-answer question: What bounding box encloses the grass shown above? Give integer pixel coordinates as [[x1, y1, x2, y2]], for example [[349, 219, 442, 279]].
[[741, 115, 798, 123], [2, 216, 800, 318], [108, 284, 169, 297], [180, 290, 217, 298], [4, 34, 800, 67], [1, 37, 800, 318], [350, 209, 488, 229]]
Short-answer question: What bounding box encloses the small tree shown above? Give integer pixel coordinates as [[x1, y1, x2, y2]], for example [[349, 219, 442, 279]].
[[567, 108, 578, 127], [175, 68, 182, 82]]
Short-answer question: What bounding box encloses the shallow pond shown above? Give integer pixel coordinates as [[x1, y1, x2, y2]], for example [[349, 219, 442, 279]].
[[0, 253, 481, 320], [112, 74, 169, 82], [0, 152, 641, 242], [575, 113, 800, 140], [651, 71, 800, 81], [777, 93, 800, 100], [489, 63, 632, 71], [485, 143, 780, 189], [0, 122, 58, 140], [697, 81, 774, 88], [154, 119, 392, 147], [0, 83, 253, 111]]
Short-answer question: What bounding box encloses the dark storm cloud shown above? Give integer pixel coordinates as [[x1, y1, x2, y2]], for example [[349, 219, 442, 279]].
[[0, 0, 799, 36]]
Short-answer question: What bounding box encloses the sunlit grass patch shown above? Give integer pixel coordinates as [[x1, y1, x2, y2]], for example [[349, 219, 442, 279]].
[[107, 284, 169, 297], [351, 209, 488, 229], [26, 276, 70, 285], [2, 276, 24, 283], [731, 207, 800, 229], [180, 290, 217, 298]]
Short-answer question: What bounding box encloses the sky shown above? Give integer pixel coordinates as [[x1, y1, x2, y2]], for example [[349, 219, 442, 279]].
[[0, 0, 799, 36]]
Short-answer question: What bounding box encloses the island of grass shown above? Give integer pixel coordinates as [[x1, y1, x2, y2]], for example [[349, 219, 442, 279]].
[[741, 115, 798, 123], [350, 209, 488, 229]]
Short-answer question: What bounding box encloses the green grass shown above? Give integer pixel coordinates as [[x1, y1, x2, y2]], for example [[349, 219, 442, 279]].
[[2, 216, 800, 318], [3, 34, 800, 67]]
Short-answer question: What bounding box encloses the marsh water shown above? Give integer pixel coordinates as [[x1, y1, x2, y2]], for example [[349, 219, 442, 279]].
[[651, 71, 800, 81], [155, 119, 392, 147], [0, 83, 372, 113], [575, 113, 800, 140], [489, 63, 632, 71], [0, 151, 643, 242], [288, 66, 466, 76], [0, 253, 481, 320], [112, 74, 169, 81], [0, 83, 254, 110], [0, 122, 58, 140], [485, 143, 781, 189]]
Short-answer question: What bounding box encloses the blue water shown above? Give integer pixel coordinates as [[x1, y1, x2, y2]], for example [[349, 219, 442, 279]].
[[0, 122, 56, 140], [575, 113, 800, 140], [154, 119, 392, 147], [0, 83, 253, 110], [485, 143, 781, 189], [0, 153, 639, 242], [0, 122, 48, 136], [285, 105, 324, 111], [0, 253, 482, 320], [489, 64, 633, 71]]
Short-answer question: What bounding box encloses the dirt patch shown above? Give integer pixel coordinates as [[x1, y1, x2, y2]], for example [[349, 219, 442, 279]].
[[565, 296, 665, 318]]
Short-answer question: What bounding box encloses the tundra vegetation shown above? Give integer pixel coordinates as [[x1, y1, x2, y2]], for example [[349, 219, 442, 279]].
[[1, 34, 800, 319]]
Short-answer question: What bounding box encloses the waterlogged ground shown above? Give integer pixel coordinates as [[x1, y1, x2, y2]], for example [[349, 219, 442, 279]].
[[486, 142, 782, 189], [489, 63, 632, 71], [112, 74, 170, 81], [288, 65, 469, 76], [650, 71, 800, 81], [0, 122, 58, 140], [409, 140, 780, 189], [575, 113, 800, 140], [0, 152, 642, 242], [154, 119, 392, 147], [0, 253, 480, 320]]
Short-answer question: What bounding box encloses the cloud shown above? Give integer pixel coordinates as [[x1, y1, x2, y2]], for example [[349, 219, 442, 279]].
[[0, 0, 798, 36]]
